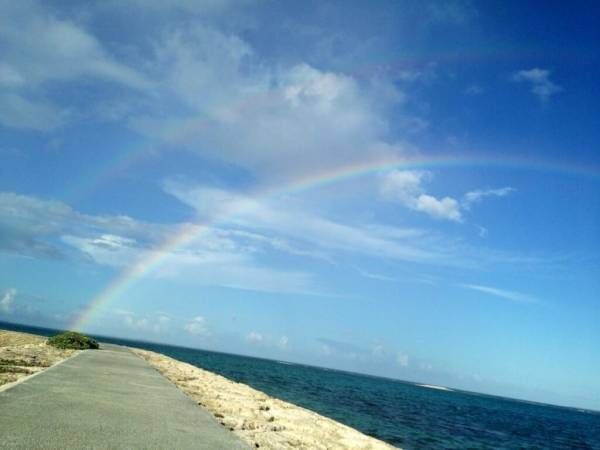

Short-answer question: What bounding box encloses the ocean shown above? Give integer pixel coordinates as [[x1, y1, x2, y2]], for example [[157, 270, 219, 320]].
[[2, 322, 599, 449]]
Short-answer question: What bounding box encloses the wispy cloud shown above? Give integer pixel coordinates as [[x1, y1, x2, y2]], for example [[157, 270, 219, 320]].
[[396, 352, 410, 367], [0, 192, 316, 295], [114, 309, 171, 334], [0, 287, 67, 327], [0, 1, 151, 131], [463, 187, 515, 210], [459, 283, 538, 303], [184, 316, 209, 336], [354, 267, 396, 282], [317, 338, 364, 358], [512, 68, 562, 102], [317, 338, 413, 370], [1, 188, 542, 302], [247, 330, 264, 343], [164, 180, 452, 265], [278, 336, 289, 350], [465, 84, 484, 95], [0, 288, 17, 314]]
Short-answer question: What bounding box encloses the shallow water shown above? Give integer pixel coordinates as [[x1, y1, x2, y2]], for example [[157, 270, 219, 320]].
[[5, 322, 599, 449]]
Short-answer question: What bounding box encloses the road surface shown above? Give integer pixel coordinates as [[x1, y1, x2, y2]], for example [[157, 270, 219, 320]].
[[0, 345, 248, 449]]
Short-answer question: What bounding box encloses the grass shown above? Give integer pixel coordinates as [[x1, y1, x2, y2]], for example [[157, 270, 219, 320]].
[[0, 358, 48, 367], [0, 365, 31, 374], [47, 332, 99, 350], [0, 330, 45, 347]]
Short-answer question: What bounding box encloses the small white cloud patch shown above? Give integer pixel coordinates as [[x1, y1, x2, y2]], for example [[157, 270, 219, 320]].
[[512, 68, 562, 102], [0, 288, 17, 314], [247, 330, 263, 343], [396, 352, 409, 367], [278, 336, 289, 350], [184, 316, 209, 336], [380, 170, 462, 222], [114, 309, 171, 334], [459, 283, 537, 303], [415, 194, 462, 222], [462, 187, 515, 210]]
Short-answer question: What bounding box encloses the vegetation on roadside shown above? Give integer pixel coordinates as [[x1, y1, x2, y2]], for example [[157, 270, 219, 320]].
[[47, 331, 99, 350]]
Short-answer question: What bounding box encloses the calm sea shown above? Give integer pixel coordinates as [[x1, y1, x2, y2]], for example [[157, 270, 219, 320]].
[[3, 322, 599, 449]]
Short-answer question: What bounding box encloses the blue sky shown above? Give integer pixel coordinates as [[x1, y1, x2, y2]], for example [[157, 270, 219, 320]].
[[0, 0, 599, 410]]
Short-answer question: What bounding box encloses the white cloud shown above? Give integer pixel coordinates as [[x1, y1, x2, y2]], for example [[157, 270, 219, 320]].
[[99, 0, 252, 17], [247, 330, 263, 343], [0, 192, 74, 258], [465, 84, 483, 95], [165, 181, 449, 264], [380, 170, 463, 222], [355, 267, 396, 282], [0, 288, 17, 314], [0, 63, 25, 87], [114, 309, 171, 333], [66, 231, 315, 295], [0, 1, 151, 131], [0, 192, 316, 295], [459, 283, 537, 303], [278, 336, 289, 350], [0, 2, 150, 90], [463, 187, 515, 210], [476, 225, 488, 238], [426, 1, 477, 24], [129, 23, 410, 179], [61, 234, 142, 268], [396, 352, 409, 367], [184, 316, 209, 336], [512, 68, 562, 102], [381, 171, 515, 223], [0, 2, 420, 180], [0, 93, 69, 131], [380, 170, 428, 203], [415, 194, 462, 222], [316, 338, 363, 360], [371, 344, 385, 357], [0, 188, 534, 301], [156, 315, 171, 333], [320, 343, 333, 356]]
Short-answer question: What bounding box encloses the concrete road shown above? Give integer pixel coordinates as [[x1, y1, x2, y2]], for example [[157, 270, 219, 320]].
[[0, 345, 248, 449]]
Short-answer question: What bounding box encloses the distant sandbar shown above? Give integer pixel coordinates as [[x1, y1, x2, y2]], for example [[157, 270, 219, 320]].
[[418, 384, 453, 391]]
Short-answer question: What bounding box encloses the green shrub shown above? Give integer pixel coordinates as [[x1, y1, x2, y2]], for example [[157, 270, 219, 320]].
[[47, 332, 99, 350]]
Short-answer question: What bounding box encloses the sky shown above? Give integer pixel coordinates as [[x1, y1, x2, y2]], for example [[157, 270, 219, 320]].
[[0, 0, 599, 410]]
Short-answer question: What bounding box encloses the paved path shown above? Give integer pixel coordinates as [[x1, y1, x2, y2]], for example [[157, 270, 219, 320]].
[[0, 345, 248, 449]]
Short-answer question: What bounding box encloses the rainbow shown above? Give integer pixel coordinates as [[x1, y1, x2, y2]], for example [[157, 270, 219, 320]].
[[68, 152, 600, 331]]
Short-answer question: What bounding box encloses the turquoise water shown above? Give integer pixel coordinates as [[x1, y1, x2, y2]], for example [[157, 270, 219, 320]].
[[4, 322, 599, 449]]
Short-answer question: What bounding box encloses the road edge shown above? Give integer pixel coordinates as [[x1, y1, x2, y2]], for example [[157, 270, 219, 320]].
[[0, 350, 84, 393]]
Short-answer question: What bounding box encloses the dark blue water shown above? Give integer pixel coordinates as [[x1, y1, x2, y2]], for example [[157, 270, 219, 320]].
[[3, 322, 599, 449]]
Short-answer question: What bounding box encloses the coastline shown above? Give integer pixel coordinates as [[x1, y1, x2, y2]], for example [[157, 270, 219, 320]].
[[2, 328, 396, 449], [132, 347, 397, 449]]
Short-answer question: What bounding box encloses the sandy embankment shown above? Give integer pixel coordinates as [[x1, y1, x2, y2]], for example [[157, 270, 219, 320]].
[[0, 330, 76, 387], [132, 348, 397, 450]]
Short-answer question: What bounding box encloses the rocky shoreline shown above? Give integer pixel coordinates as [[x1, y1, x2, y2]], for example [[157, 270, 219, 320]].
[[132, 347, 397, 450], [0, 329, 397, 449]]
